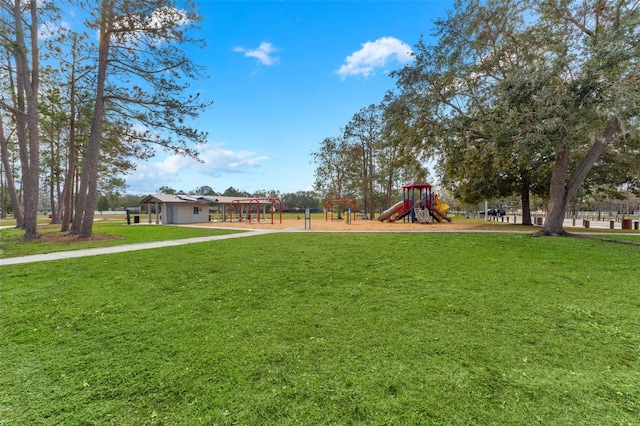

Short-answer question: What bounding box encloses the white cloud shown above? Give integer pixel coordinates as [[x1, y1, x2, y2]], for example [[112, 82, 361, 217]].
[[111, 6, 190, 46], [39, 20, 71, 40], [196, 143, 270, 172], [147, 6, 189, 29], [336, 36, 414, 80], [123, 143, 270, 193], [157, 154, 192, 175], [121, 156, 187, 193], [233, 41, 280, 66]]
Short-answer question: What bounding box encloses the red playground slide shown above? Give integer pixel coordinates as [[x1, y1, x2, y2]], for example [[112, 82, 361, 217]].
[[377, 200, 413, 222]]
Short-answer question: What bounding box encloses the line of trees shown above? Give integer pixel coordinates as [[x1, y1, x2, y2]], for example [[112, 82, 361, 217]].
[[157, 185, 322, 212], [0, 0, 210, 240], [312, 0, 640, 234], [311, 99, 431, 219]]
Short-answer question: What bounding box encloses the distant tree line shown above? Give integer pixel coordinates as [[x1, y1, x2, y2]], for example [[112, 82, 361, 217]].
[[312, 101, 430, 220], [156, 185, 322, 212]]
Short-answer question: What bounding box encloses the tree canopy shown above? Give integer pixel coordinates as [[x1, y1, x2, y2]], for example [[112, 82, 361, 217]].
[[0, 0, 211, 239], [391, 0, 639, 234]]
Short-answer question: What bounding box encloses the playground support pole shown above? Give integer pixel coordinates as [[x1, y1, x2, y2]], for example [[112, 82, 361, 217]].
[[484, 200, 488, 221], [304, 208, 311, 229]]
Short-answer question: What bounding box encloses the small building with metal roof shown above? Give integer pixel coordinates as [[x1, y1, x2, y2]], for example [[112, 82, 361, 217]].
[[139, 194, 212, 224], [139, 194, 278, 224]]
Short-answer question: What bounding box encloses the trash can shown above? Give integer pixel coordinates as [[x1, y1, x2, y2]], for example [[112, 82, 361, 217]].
[[610, 220, 615, 230], [583, 220, 590, 229], [621, 219, 633, 230], [634, 221, 639, 230], [134, 215, 140, 224]]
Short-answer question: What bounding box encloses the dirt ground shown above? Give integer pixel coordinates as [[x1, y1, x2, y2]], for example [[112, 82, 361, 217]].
[[34, 230, 120, 243], [25, 216, 527, 245], [184, 217, 522, 233]]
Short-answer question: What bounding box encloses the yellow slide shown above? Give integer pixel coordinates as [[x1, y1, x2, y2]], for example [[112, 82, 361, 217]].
[[431, 194, 452, 222]]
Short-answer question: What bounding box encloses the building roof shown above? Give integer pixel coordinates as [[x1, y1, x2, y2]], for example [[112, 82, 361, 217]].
[[140, 194, 262, 205], [140, 194, 210, 204]]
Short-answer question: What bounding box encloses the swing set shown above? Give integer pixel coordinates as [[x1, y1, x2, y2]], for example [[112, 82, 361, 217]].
[[229, 197, 283, 224], [324, 198, 357, 222]]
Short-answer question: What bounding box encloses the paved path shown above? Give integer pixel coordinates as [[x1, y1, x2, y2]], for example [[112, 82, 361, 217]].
[[0, 229, 275, 266]]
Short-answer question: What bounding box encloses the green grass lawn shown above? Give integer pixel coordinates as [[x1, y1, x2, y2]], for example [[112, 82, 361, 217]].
[[0, 221, 242, 258], [1, 233, 639, 425]]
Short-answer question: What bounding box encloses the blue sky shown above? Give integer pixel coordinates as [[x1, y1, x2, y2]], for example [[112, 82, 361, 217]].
[[122, 1, 454, 195]]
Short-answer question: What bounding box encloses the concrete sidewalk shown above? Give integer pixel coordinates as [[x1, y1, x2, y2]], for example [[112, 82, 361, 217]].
[[0, 229, 274, 266]]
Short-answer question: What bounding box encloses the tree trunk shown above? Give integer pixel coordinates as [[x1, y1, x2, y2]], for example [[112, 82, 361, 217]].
[[72, 0, 112, 238], [48, 135, 57, 224], [0, 160, 3, 220], [60, 33, 85, 232], [386, 170, 394, 210], [538, 148, 571, 236], [520, 172, 532, 226], [361, 144, 369, 218], [368, 145, 375, 220], [11, 0, 40, 241], [0, 119, 23, 226], [60, 83, 79, 231], [537, 118, 621, 237], [4, 58, 24, 228]]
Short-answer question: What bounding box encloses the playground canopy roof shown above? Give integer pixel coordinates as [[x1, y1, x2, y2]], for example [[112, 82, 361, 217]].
[[402, 181, 432, 190]]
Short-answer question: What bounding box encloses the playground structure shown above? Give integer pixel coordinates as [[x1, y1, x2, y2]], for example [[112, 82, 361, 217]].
[[378, 182, 451, 223], [229, 197, 283, 224], [325, 199, 357, 222]]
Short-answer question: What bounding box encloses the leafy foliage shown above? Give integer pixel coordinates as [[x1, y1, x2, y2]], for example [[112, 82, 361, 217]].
[[391, 0, 640, 234], [71, 0, 212, 238], [312, 101, 430, 214]]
